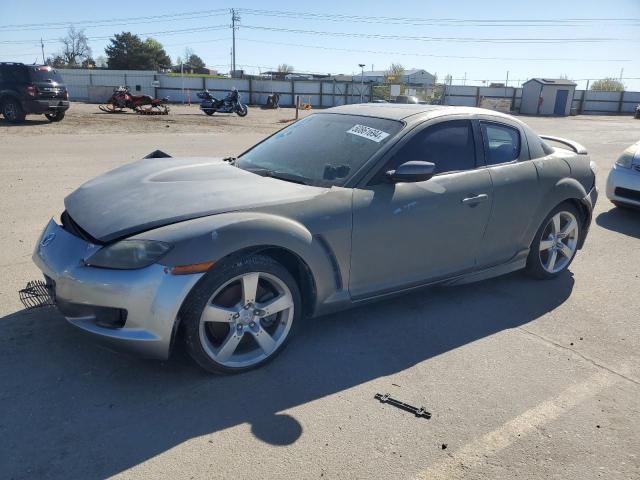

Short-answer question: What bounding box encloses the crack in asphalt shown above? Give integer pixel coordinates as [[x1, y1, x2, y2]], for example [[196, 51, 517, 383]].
[[516, 326, 640, 387]]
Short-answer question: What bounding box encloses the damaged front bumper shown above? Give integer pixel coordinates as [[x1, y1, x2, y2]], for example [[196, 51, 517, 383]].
[[31, 219, 203, 359]]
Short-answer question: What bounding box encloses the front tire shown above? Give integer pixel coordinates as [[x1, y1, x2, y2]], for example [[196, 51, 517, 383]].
[[2, 98, 26, 123], [181, 255, 301, 374], [235, 104, 248, 117], [45, 110, 65, 122], [525, 203, 581, 279]]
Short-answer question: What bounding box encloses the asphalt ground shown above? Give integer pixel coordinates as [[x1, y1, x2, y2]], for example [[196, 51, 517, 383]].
[[1, 104, 639, 479]]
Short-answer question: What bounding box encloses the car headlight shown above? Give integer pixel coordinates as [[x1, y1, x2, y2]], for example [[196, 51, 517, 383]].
[[615, 146, 636, 169], [85, 240, 171, 269]]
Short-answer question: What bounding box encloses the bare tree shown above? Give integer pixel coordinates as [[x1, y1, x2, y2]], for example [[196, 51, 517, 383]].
[[385, 63, 405, 83], [591, 78, 625, 92], [277, 63, 294, 74], [60, 26, 92, 67]]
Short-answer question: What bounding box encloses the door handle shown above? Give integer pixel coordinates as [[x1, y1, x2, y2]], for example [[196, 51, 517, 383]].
[[461, 194, 489, 205]]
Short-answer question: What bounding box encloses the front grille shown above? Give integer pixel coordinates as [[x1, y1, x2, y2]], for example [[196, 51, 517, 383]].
[[615, 187, 640, 202]]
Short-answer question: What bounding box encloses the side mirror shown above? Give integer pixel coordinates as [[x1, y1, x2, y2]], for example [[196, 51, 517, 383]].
[[386, 161, 435, 183]]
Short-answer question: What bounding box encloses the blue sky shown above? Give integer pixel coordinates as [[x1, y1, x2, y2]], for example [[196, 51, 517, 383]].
[[1, 0, 639, 89]]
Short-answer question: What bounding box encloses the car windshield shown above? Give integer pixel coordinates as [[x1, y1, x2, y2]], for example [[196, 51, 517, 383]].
[[28, 66, 64, 83], [236, 113, 403, 186]]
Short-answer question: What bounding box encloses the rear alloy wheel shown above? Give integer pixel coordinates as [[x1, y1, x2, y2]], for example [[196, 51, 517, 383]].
[[526, 203, 580, 279], [182, 255, 301, 374], [45, 110, 65, 122], [2, 99, 26, 123]]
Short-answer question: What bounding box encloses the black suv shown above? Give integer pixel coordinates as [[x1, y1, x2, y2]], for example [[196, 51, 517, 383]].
[[0, 62, 69, 123]]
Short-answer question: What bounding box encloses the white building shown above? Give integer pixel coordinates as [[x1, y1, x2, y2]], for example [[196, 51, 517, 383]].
[[362, 68, 436, 86]]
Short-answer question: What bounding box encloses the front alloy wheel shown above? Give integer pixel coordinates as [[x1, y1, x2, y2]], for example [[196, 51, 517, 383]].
[[182, 255, 301, 374]]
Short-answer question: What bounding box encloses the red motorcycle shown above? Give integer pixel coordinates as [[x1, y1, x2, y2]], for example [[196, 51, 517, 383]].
[[99, 86, 170, 115]]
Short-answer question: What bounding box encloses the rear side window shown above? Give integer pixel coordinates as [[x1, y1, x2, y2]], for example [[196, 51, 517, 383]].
[[481, 122, 521, 165], [0, 65, 28, 83], [388, 120, 476, 175]]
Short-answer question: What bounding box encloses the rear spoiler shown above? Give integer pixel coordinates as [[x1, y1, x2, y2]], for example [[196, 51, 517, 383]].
[[539, 135, 588, 155]]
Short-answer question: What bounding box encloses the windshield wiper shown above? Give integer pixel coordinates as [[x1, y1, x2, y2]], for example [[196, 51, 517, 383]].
[[246, 168, 311, 185]]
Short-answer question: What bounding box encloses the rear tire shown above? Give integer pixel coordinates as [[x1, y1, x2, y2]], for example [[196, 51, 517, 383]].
[[181, 254, 301, 374], [204, 110, 215, 116], [525, 202, 581, 279], [2, 98, 26, 123], [45, 110, 65, 122]]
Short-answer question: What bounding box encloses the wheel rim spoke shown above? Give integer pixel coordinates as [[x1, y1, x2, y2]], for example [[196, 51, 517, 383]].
[[551, 214, 561, 234], [202, 304, 237, 323], [558, 243, 573, 259], [216, 330, 243, 362], [539, 238, 554, 251], [546, 250, 558, 271], [561, 218, 577, 237], [259, 293, 293, 316], [241, 272, 260, 305], [250, 325, 277, 355]]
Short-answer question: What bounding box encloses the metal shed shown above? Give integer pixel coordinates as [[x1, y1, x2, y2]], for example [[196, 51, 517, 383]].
[[519, 78, 577, 116]]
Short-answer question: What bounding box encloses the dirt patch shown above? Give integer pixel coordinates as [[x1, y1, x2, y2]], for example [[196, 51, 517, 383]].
[[0, 102, 311, 136]]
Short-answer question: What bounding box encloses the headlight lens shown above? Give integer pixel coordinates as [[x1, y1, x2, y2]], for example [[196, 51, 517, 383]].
[[85, 240, 171, 269], [615, 146, 636, 169]]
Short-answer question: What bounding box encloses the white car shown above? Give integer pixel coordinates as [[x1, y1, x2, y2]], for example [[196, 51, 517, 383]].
[[606, 141, 640, 208]]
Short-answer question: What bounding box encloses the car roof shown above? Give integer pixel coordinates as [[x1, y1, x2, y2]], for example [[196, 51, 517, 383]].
[[321, 103, 522, 124]]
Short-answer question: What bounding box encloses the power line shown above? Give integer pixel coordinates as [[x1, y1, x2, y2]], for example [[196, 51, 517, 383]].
[[241, 25, 624, 44], [0, 9, 229, 31], [238, 8, 640, 27], [238, 38, 632, 63], [0, 25, 229, 45]]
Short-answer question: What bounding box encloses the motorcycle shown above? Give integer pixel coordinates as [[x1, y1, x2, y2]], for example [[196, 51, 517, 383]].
[[635, 104, 640, 119], [197, 89, 248, 117], [99, 86, 170, 115]]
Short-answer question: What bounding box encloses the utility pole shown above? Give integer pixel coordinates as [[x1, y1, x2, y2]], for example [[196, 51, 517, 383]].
[[40, 38, 45, 64], [619, 67, 624, 81], [359, 63, 365, 103], [231, 8, 240, 75]]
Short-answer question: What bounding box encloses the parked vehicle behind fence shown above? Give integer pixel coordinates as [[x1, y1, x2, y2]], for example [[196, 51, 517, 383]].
[[197, 88, 248, 117]]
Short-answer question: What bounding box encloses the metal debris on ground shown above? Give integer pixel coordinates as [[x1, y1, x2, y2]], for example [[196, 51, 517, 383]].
[[19, 280, 55, 309], [374, 393, 431, 419]]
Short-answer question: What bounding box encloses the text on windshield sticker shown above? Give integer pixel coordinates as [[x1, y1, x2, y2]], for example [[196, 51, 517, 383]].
[[346, 124, 390, 143]]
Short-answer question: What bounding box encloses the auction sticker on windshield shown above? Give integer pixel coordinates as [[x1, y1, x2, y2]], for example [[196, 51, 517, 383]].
[[346, 124, 390, 143]]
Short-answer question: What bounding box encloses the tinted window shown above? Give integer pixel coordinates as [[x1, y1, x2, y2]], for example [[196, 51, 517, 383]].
[[237, 114, 403, 186], [387, 120, 476, 175], [481, 122, 520, 165], [28, 66, 64, 83], [0, 65, 28, 83]]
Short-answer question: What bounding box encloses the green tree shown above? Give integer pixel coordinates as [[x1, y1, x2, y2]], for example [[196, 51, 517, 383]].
[[105, 32, 154, 70], [145, 38, 172, 71], [45, 55, 66, 68], [591, 78, 625, 92], [187, 53, 207, 73]]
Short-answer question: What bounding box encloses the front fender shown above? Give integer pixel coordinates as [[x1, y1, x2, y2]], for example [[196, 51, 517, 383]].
[[134, 212, 344, 313]]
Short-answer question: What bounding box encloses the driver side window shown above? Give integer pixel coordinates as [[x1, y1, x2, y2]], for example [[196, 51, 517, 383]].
[[383, 120, 477, 179]]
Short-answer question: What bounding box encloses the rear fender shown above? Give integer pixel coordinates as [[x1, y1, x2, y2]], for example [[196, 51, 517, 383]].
[[524, 176, 589, 248]]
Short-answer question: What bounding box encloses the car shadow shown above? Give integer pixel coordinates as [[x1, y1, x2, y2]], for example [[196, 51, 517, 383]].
[[0, 117, 51, 127], [0, 271, 574, 479], [596, 206, 640, 239]]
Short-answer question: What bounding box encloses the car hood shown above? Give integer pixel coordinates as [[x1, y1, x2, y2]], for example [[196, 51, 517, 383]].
[[64, 156, 326, 243]]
